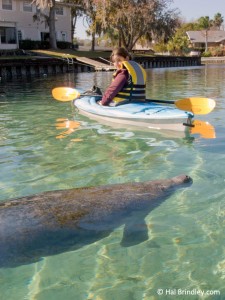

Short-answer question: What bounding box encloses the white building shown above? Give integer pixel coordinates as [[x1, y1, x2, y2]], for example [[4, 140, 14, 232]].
[[0, 0, 72, 50]]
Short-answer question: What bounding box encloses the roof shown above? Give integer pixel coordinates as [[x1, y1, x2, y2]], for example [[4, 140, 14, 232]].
[[186, 30, 225, 43]]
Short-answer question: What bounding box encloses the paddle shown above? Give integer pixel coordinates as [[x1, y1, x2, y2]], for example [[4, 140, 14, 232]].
[[52, 87, 216, 115]]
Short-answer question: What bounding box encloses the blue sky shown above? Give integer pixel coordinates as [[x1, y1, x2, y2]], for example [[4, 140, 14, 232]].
[[75, 0, 225, 39], [171, 0, 225, 21]]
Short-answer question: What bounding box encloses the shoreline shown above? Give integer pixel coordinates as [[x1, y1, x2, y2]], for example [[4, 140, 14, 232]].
[[0, 54, 202, 80]]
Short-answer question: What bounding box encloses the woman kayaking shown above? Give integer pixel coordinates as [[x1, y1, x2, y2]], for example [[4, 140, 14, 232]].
[[98, 47, 147, 106]]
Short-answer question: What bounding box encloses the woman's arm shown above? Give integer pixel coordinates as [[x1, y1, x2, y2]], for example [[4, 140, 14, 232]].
[[100, 69, 129, 106]]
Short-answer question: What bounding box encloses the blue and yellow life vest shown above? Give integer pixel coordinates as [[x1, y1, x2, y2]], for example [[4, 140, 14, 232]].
[[113, 60, 146, 105]]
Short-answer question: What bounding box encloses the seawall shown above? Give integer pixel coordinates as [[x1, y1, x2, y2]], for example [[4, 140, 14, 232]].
[[0, 56, 201, 80]]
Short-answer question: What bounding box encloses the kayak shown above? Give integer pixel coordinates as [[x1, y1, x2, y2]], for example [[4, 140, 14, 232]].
[[52, 87, 215, 138], [73, 96, 194, 133]]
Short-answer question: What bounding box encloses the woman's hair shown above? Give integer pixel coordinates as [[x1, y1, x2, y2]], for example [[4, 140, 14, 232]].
[[110, 47, 132, 62]]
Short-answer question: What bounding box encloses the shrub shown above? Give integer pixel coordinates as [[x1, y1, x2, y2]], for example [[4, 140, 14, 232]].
[[19, 40, 48, 50], [210, 47, 224, 57], [57, 41, 72, 49], [19, 40, 77, 50], [201, 51, 212, 57]]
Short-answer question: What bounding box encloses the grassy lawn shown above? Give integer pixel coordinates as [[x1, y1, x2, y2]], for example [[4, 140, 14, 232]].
[[0, 49, 112, 60], [0, 56, 39, 60], [32, 49, 155, 58], [0, 48, 155, 61], [31, 49, 112, 59]]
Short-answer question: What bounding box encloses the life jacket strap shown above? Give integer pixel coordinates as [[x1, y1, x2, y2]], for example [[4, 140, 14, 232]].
[[130, 90, 146, 95], [126, 84, 146, 89], [132, 84, 146, 88]]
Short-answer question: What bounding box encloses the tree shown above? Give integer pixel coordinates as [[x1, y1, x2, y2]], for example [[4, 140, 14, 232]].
[[82, 0, 104, 51], [94, 0, 180, 51], [32, 0, 83, 49], [33, 9, 50, 30], [176, 22, 203, 34], [197, 16, 213, 30], [62, 0, 84, 45], [212, 13, 224, 29], [167, 34, 189, 55], [32, 0, 57, 49], [197, 16, 213, 52], [48, 0, 57, 49], [150, 8, 181, 44]]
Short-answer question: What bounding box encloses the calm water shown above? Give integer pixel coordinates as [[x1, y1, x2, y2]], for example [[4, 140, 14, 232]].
[[0, 65, 225, 300]]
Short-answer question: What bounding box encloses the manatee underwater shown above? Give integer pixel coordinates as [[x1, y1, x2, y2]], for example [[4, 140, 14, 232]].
[[0, 174, 192, 268]]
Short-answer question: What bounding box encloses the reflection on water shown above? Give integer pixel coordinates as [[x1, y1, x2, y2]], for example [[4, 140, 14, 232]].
[[191, 120, 216, 139], [0, 65, 225, 299], [55, 118, 81, 139]]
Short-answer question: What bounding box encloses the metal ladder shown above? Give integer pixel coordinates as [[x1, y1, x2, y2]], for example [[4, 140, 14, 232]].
[[62, 54, 74, 71]]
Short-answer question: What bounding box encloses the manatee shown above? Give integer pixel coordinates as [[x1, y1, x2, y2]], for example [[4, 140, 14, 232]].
[[0, 174, 192, 268]]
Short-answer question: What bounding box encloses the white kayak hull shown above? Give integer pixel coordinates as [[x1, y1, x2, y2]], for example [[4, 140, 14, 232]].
[[73, 96, 194, 134]]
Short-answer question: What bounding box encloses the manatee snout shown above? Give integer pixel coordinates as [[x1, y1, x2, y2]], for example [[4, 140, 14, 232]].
[[184, 175, 193, 184], [173, 174, 193, 185]]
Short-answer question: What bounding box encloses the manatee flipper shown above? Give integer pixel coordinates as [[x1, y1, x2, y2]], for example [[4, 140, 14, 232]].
[[120, 220, 149, 247]]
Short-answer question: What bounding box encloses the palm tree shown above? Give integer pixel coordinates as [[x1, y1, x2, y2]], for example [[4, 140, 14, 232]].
[[213, 13, 224, 30], [197, 16, 213, 52]]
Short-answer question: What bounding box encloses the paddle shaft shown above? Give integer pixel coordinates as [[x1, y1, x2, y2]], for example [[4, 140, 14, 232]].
[[145, 99, 174, 105]]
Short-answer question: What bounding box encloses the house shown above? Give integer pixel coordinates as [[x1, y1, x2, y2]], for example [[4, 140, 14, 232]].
[[0, 0, 71, 50], [186, 30, 225, 49]]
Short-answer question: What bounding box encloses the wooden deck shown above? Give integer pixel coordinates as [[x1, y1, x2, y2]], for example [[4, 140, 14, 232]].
[[201, 57, 225, 64], [75, 57, 115, 71]]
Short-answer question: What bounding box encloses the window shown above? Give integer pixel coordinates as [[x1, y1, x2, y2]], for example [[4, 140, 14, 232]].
[[0, 27, 16, 44], [23, 0, 32, 12], [41, 32, 49, 42], [2, 0, 12, 10], [61, 32, 67, 41], [55, 6, 63, 15], [18, 30, 23, 41]]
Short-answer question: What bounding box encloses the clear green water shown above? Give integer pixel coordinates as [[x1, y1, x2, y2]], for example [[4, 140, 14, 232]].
[[0, 65, 225, 300]]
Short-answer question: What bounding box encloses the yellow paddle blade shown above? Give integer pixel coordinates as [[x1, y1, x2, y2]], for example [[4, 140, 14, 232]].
[[52, 87, 80, 101], [191, 120, 216, 139], [176, 97, 216, 115]]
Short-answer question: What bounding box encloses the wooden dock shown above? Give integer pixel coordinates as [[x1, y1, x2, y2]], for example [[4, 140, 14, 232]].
[[201, 57, 225, 64], [75, 57, 115, 71]]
